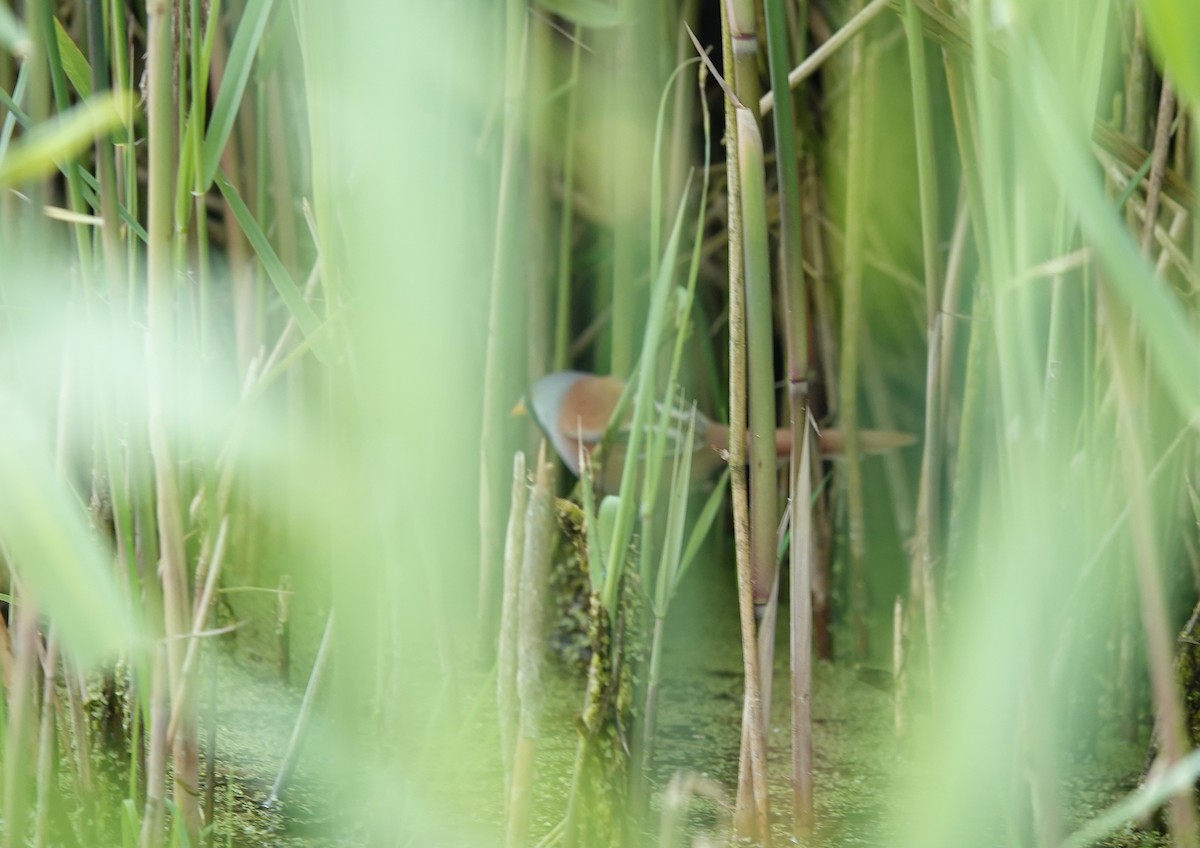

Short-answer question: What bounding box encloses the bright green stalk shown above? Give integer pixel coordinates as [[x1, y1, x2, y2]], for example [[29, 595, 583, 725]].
[[902, 0, 941, 325], [601, 172, 692, 615]]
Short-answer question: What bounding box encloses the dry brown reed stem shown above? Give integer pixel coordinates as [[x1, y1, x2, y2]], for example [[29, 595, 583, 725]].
[[1141, 79, 1175, 254], [506, 445, 554, 848], [1103, 293, 1200, 848], [711, 8, 769, 838], [498, 451, 528, 789]]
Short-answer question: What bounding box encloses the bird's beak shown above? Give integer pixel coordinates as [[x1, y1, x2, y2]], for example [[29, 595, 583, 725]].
[[511, 399, 527, 417]]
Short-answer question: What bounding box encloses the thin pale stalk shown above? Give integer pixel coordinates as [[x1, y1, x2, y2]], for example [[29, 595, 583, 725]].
[[137, 645, 168, 848], [760, 0, 890, 116], [477, 2, 527, 661], [4, 589, 38, 848], [497, 452, 527, 790], [790, 421, 814, 836], [840, 10, 869, 659], [1103, 293, 1199, 848], [719, 8, 767, 838], [1141, 79, 1175, 255], [553, 31, 582, 371], [902, 0, 941, 324], [32, 633, 56, 848], [146, 0, 199, 839], [506, 449, 554, 848], [264, 612, 334, 808]]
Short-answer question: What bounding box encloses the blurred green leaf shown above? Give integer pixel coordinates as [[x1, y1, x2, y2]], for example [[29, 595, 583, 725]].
[[0, 395, 134, 665], [1140, 0, 1200, 106], [201, 0, 275, 189], [533, 0, 627, 28], [0, 90, 129, 187], [0, 2, 29, 57], [53, 16, 92, 99], [215, 170, 334, 364]]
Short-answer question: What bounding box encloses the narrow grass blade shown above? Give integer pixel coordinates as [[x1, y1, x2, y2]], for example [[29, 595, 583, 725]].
[[53, 17, 91, 99], [200, 0, 275, 189], [215, 169, 333, 364]]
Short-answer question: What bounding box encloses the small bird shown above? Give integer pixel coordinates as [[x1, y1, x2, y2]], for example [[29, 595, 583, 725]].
[[519, 370, 914, 491]]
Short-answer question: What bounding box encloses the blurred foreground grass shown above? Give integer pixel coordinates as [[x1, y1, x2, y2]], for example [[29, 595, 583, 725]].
[[3, 0, 1200, 846]]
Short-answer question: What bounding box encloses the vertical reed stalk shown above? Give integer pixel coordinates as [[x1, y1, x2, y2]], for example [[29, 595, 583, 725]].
[[145, 0, 200, 840], [506, 448, 554, 848], [715, 6, 767, 835], [840, 3, 869, 659], [553, 32, 582, 372], [498, 451, 528, 790], [477, 0, 527, 660], [742, 100, 780, 842], [1104, 295, 1199, 848]]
